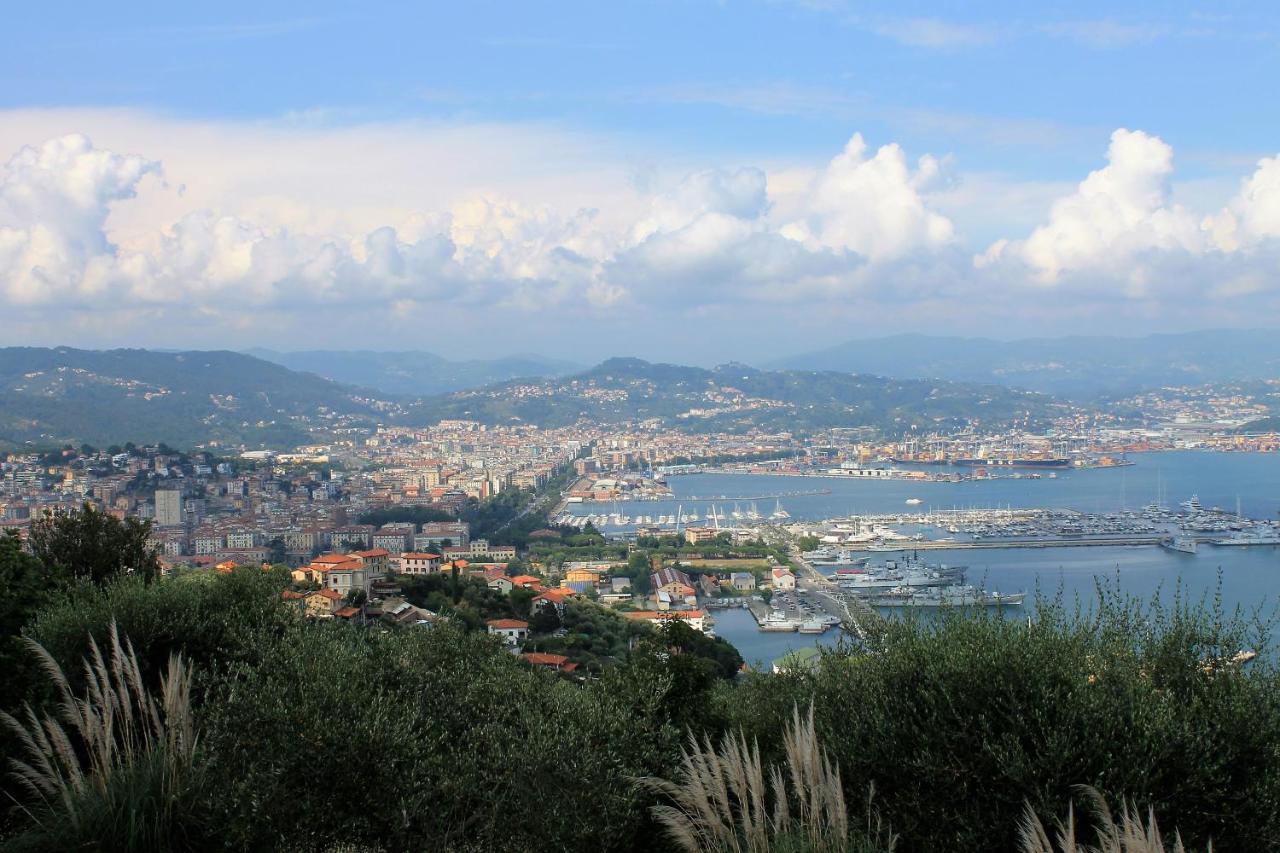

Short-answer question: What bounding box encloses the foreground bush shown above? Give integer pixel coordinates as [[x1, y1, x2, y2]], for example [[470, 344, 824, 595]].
[[1020, 787, 1206, 853], [4, 571, 1278, 851], [1, 623, 204, 851], [721, 583, 1280, 850], [643, 704, 895, 853], [199, 620, 684, 852], [25, 565, 295, 692]]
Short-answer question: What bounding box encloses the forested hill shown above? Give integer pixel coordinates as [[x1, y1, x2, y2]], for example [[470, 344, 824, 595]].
[[247, 348, 581, 397], [0, 347, 387, 449], [404, 357, 1071, 434]]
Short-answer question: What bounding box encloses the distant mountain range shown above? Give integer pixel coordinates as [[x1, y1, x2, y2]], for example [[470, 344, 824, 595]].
[[771, 330, 1280, 396], [404, 357, 1068, 434], [246, 349, 581, 397], [0, 349, 1072, 448], [0, 347, 386, 449]]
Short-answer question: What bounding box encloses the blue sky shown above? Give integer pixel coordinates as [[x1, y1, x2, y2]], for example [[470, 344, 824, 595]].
[[2, 1, 1279, 361]]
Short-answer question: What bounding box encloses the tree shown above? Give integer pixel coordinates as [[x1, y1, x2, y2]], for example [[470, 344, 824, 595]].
[[0, 531, 52, 685], [529, 604, 561, 635], [29, 502, 161, 585], [449, 561, 462, 604], [268, 536, 287, 565]]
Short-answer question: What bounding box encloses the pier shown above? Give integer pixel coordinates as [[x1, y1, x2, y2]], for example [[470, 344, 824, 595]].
[[788, 546, 884, 641], [861, 534, 1178, 551]]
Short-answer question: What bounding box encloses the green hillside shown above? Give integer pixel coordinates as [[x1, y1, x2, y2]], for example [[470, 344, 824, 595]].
[[0, 347, 387, 449], [405, 357, 1069, 435]]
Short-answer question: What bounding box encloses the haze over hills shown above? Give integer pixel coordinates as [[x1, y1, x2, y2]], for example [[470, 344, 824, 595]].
[[0, 347, 387, 449], [0, 349, 1077, 449], [247, 349, 582, 397], [405, 357, 1069, 435], [771, 330, 1280, 396]]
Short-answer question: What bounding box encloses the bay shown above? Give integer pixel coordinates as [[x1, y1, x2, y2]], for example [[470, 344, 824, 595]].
[[562, 451, 1280, 667]]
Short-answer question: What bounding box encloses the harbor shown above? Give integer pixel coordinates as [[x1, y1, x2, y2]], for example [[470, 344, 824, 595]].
[[633, 452, 1280, 664]]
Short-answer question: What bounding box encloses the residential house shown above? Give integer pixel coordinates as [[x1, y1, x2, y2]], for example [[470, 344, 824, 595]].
[[304, 588, 343, 618], [486, 618, 529, 645], [371, 531, 410, 553], [509, 574, 544, 591], [351, 548, 391, 577], [770, 567, 796, 591], [399, 552, 441, 575], [487, 576, 515, 594], [651, 567, 698, 607], [684, 526, 720, 544], [330, 525, 374, 550], [521, 652, 578, 673], [531, 588, 576, 615], [729, 572, 757, 592]]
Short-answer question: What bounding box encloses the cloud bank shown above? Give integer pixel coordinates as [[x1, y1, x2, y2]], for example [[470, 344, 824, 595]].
[[1, 117, 1279, 349]]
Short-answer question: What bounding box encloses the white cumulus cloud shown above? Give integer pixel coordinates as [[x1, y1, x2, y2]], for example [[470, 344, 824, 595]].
[[780, 133, 955, 262]]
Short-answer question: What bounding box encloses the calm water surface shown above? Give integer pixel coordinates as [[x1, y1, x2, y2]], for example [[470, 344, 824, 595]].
[[567, 452, 1280, 666]]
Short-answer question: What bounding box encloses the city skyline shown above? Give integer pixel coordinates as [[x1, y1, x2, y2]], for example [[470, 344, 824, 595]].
[[3, 1, 1280, 362]]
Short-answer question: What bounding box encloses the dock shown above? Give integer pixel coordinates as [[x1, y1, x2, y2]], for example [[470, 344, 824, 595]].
[[862, 535, 1171, 552], [788, 547, 884, 641]]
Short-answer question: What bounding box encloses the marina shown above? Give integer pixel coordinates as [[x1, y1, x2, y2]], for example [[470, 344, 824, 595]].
[[622, 452, 1280, 665]]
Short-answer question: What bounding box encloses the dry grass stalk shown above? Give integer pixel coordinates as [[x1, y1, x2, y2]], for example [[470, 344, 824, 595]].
[[0, 620, 196, 833], [642, 704, 890, 853], [1020, 787, 1210, 853]]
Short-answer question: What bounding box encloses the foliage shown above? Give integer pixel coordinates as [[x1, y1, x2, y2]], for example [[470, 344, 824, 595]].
[[0, 346, 383, 448], [720, 582, 1280, 851], [357, 505, 452, 528], [28, 503, 161, 586], [199, 622, 683, 852], [0, 533, 51, 682], [25, 565, 295, 695], [527, 598, 650, 671], [3, 567, 1278, 851], [1019, 786, 1207, 853], [655, 620, 744, 681], [642, 704, 894, 853], [0, 623, 204, 852], [404, 357, 1068, 436]]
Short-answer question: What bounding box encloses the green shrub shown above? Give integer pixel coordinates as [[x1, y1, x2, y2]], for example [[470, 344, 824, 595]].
[[25, 565, 295, 692], [199, 621, 683, 851], [1, 623, 206, 851], [720, 583, 1280, 850]]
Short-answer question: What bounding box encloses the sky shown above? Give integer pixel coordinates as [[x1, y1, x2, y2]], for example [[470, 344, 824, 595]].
[[2, 0, 1280, 364]]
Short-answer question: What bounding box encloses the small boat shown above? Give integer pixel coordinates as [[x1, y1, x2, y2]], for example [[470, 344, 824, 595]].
[[1161, 536, 1198, 555], [905, 498, 922, 505], [759, 612, 799, 632]]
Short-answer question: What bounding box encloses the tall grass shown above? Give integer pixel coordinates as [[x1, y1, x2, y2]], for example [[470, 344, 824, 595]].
[[1020, 787, 1210, 853], [0, 621, 201, 851], [641, 704, 895, 853]]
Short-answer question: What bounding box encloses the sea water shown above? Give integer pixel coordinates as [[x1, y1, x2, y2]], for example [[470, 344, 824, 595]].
[[566, 452, 1280, 666]]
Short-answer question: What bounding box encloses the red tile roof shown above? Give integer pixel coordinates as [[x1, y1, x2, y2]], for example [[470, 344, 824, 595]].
[[486, 619, 529, 630], [522, 652, 568, 667], [533, 588, 576, 604]]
